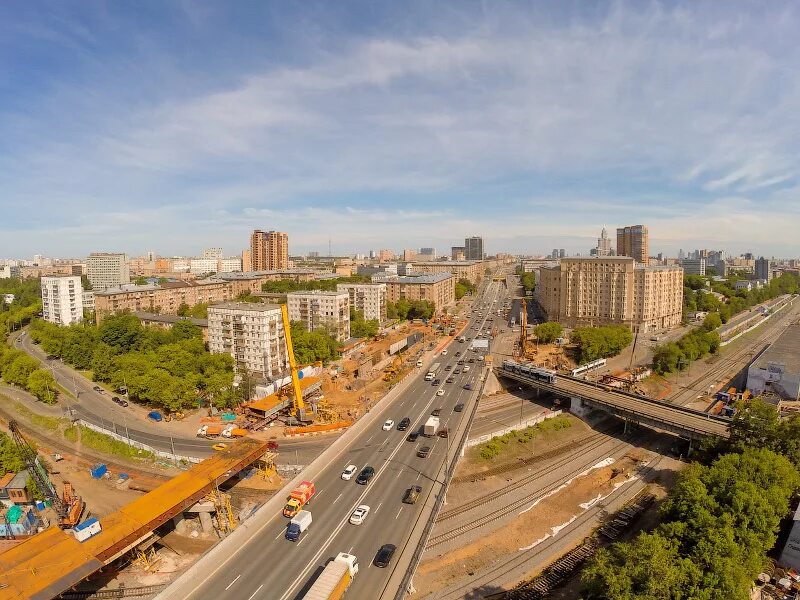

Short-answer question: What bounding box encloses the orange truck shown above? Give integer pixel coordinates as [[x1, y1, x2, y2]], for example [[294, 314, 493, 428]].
[[283, 481, 315, 517]]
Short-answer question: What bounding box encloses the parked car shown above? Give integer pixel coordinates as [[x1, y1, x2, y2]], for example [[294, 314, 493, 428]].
[[92, 386, 102, 392], [417, 446, 431, 458], [341, 464, 357, 480], [406, 432, 420, 442], [397, 417, 411, 431], [454, 403, 465, 412], [374, 544, 397, 568], [349, 504, 371, 525], [356, 466, 375, 485], [403, 485, 422, 505], [147, 411, 163, 422]]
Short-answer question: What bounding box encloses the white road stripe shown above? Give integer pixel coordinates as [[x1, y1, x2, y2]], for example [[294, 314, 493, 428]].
[[395, 508, 403, 520], [225, 574, 241, 590], [375, 501, 383, 514], [333, 492, 343, 504], [247, 584, 263, 600]]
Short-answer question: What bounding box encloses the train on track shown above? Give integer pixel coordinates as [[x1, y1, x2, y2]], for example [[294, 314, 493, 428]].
[[501, 360, 557, 384]]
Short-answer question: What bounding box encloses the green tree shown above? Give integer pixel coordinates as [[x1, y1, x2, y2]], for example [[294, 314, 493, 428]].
[[98, 313, 143, 353], [2, 353, 39, 387], [27, 369, 57, 404], [170, 320, 203, 341], [702, 312, 722, 331], [133, 276, 148, 285], [534, 322, 563, 344], [0, 432, 25, 472], [520, 272, 535, 294], [349, 308, 379, 338], [571, 325, 633, 363], [90, 343, 116, 382]]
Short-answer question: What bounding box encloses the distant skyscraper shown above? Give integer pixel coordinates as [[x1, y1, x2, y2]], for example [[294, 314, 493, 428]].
[[756, 256, 771, 281], [678, 249, 685, 260], [419, 247, 436, 257], [250, 230, 288, 271], [551, 249, 559, 259], [616, 225, 649, 265], [464, 236, 484, 260], [595, 227, 613, 257], [559, 249, 566, 259]]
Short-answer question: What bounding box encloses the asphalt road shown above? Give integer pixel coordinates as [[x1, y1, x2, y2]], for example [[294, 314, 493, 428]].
[[180, 281, 508, 600]]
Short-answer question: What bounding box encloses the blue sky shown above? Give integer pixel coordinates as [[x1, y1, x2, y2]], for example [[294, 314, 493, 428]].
[[1, 1, 799, 259]]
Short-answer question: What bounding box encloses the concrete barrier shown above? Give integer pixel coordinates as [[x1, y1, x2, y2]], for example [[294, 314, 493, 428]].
[[77, 419, 202, 464], [464, 409, 564, 448]]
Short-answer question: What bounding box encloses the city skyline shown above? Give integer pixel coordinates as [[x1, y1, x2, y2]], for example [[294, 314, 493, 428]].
[[2, 2, 800, 257]]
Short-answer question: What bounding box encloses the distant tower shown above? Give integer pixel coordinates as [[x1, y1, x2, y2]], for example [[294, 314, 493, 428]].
[[595, 227, 612, 257]]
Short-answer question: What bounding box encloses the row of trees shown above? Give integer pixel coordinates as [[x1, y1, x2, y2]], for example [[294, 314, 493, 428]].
[[0, 345, 58, 403], [386, 299, 435, 321], [520, 271, 535, 294], [261, 275, 371, 294], [534, 321, 564, 344], [289, 321, 341, 365], [455, 278, 477, 300], [349, 308, 379, 338], [582, 401, 800, 599], [28, 315, 240, 411], [652, 314, 721, 374], [571, 325, 633, 364]]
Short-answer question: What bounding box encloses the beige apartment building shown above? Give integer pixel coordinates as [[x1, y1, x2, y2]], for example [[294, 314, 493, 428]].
[[616, 225, 649, 266], [382, 273, 455, 311], [250, 230, 289, 271], [87, 252, 131, 290], [336, 283, 387, 322], [207, 303, 288, 377], [536, 257, 682, 333], [287, 290, 350, 341], [409, 261, 482, 284]]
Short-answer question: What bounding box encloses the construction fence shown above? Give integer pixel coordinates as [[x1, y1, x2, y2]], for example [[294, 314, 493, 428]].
[[77, 419, 203, 465]]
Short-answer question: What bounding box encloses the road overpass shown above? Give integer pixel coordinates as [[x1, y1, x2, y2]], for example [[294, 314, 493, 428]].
[[496, 364, 729, 440]]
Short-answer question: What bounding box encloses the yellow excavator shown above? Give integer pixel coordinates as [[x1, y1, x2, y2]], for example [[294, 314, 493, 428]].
[[280, 304, 312, 423]]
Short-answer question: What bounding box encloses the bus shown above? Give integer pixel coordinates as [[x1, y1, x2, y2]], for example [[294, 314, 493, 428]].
[[570, 358, 607, 378], [425, 363, 441, 381]]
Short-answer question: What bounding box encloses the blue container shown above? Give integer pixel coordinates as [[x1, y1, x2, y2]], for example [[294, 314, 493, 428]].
[[35, 501, 46, 512], [118, 473, 129, 480], [148, 411, 163, 422], [90, 464, 108, 479]]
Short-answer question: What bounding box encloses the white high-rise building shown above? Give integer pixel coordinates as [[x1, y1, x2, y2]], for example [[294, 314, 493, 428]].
[[218, 257, 243, 272], [595, 227, 613, 257], [87, 253, 130, 290], [288, 290, 350, 341], [336, 283, 387, 322], [41, 276, 84, 326], [189, 257, 219, 274], [207, 303, 289, 377]]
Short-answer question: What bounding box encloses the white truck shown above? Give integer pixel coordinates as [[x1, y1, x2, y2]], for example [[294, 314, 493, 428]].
[[423, 416, 440, 437], [425, 362, 441, 381], [286, 510, 312, 542], [302, 552, 359, 600]]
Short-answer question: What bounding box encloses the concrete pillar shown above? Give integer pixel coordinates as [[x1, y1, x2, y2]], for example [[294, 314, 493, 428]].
[[570, 396, 590, 418], [172, 514, 189, 535], [198, 511, 214, 533]]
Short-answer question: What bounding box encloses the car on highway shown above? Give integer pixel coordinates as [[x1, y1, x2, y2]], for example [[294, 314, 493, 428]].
[[454, 403, 465, 412], [341, 465, 357, 480], [464, 383, 473, 390], [444, 365, 452, 371], [441, 349, 448, 355], [431, 408, 441, 416], [455, 351, 461, 357], [453, 368, 461, 374], [463, 365, 471, 372], [349, 505, 371, 525], [382, 419, 394, 431], [417, 446, 431, 458], [432, 378, 441, 385], [211, 443, 227, 451], [374, 544, 397, 568], [406, 432, 419, 442], [446, 377, 454, 383], [92, 385, 103, 393], [356, 466, 375, 485], [457, 360, 465, 365], [436, 389, 445, 396], [112, 396, 129, 407], [403, 485, 422, 504], [397, 417, 411, 431]]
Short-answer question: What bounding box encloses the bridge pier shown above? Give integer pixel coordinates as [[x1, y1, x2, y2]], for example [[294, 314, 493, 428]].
[[570, 396, 590, 418]]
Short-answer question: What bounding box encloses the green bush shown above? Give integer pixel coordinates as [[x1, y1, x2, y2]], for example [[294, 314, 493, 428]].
[[571, 325, 633, 363]]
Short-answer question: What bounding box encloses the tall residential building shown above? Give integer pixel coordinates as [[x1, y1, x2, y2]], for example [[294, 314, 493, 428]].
[[595, 227, 613, 257], [681, 258, 707, 276], [451, 246, 466, 260], [378, 249, 395, 262], [402, 249, 417, 261], [756, 256, 772, 282], [41, 276, 84, 326], [0, 266, 20, 279], [86, 253, 130, 290], [250, 230, 289, 271], [337, 283, 387, 323], [242, 249, 252, 272], [287, 290, 351, 341], [464, 236, 484, 260], [207, 303, 288, 377], [616, 225, 649, 265], [536, 257, 683, 333]]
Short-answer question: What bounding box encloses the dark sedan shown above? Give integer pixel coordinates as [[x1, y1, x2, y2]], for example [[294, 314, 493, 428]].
[[374, 544, 397, 568], [356, 466, 375, 485]]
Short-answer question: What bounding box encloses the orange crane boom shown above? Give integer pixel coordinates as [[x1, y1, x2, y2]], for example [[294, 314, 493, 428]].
[[280, 304, 310, 422]]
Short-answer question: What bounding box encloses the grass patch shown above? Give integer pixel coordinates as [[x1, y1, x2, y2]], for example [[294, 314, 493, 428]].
[[478, 416, 572, 460], [64, 424, 155, 461], [13, 401, 64, 432]]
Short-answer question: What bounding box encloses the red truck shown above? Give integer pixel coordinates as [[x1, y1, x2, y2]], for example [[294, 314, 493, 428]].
[[283, 481, 315, 518]]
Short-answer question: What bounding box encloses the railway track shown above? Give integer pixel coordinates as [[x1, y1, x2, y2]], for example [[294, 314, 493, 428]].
[[427, 435, 637, 549]]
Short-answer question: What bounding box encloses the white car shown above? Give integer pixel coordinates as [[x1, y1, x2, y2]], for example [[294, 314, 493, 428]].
[[341, 464, 357, 480], [441, 349, 448, 355], [463, 366, 471, 372], [436, 389, 445, 396], [382, 419, 394, 431], [349, 504, 371, 525]]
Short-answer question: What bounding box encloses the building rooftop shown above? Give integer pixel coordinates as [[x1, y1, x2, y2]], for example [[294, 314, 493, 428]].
[[133, 312, 208, 327], [287, 290, 349, 297], [213, 269, 317, 280], [7, 470, 29, 489], [207, 302, 282, 313], [413, 261, 479, 266], [382, 273, 455, 284], [751, 324, 800, 374]]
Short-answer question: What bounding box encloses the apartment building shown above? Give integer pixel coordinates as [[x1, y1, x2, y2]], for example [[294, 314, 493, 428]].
[[536, 257, 682, 333], [681, 258, 707, 276], [409, 261, 482, 284], [87, 253, 130, 290], [336, 283, 387, 322], [616, 225, 649, 266], [381, 273, 456, 311], [287, 290, 350, 341], [41, 276, 84, 326], [464, 236, 484, 260], [451, 246, 466, 261], [0, 266, 21, 279], [250, 230, 289, 271], [207, 303, 288, 377]]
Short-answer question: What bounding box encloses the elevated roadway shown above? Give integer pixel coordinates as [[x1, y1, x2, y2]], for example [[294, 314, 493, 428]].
[[497, 365, 729, 440], [0, 438, 270, 600]]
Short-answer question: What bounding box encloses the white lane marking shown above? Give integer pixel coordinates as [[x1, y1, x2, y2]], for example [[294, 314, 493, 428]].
[[333, 492, 343, 504], [274, 528, 286, 540], [297, 533, 309, 546], [395, 468, 403, 479], [366, 435, 374, 444], [225, 574, 241, 590], [395, 508, 403, 520], [375, 501, 383, 514], [247, 584, 263, 600]]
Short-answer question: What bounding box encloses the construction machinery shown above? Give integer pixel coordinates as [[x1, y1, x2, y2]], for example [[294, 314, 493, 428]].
[[8, 420, 84, 528], [280, 303, 312, 423]]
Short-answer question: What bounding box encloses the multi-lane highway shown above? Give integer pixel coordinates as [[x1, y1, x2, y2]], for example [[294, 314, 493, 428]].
[[169, 280, 509, 600]]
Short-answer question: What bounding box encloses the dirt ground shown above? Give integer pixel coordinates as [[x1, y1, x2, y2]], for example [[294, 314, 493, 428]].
[[49, 459, 146, 518], [416, 454, 647, 598], [632, 374, 672, 400]]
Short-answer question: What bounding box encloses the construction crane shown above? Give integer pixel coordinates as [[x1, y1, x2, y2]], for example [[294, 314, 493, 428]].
[[280, 304, 312, 423], [517, 297, 529, 358]]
